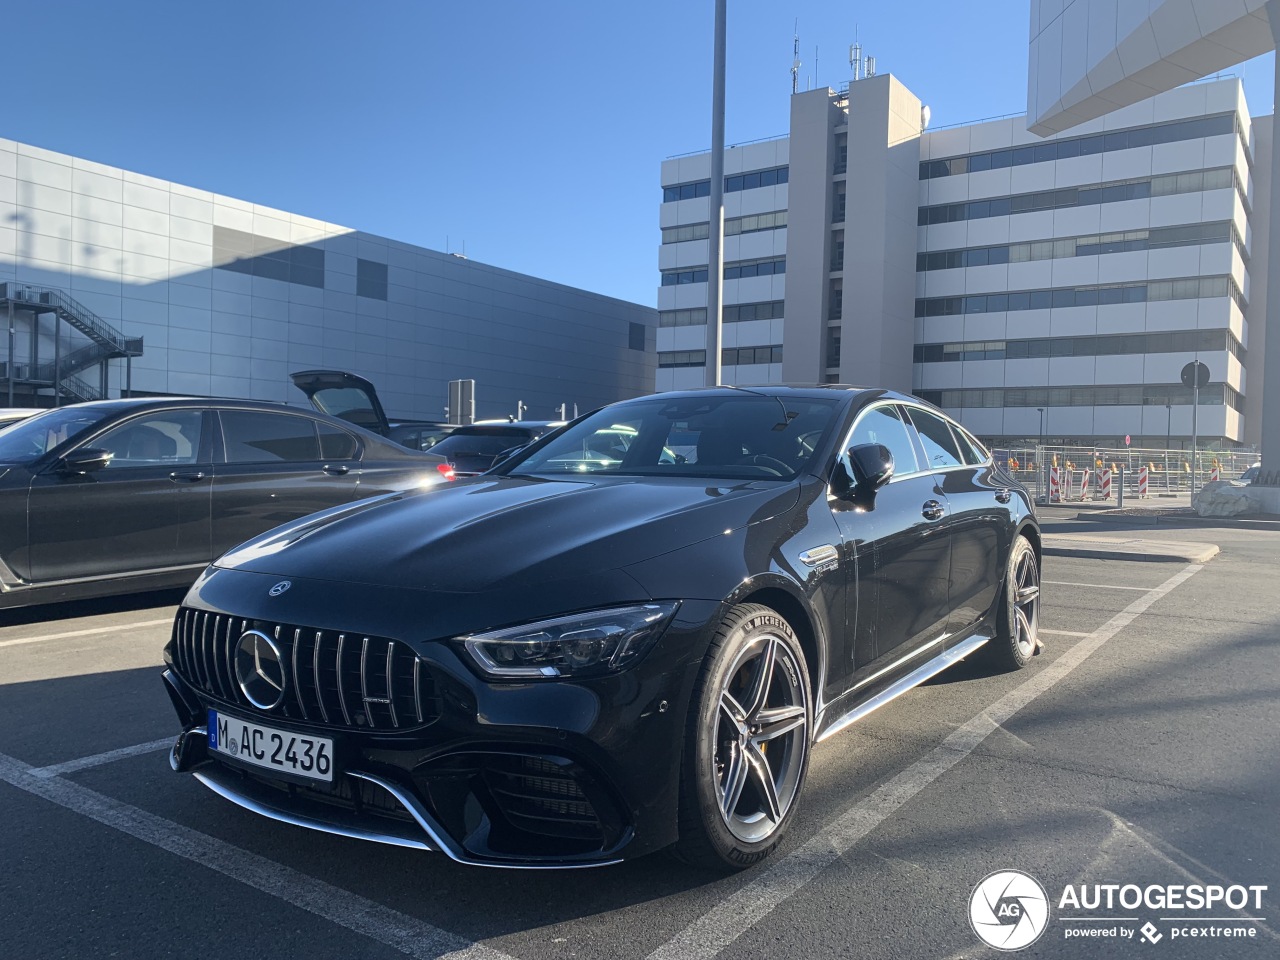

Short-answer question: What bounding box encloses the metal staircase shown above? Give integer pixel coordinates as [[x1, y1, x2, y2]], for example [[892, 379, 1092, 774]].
[[0, 282, 144, 404]]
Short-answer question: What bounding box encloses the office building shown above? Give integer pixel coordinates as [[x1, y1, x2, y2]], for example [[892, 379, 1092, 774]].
[[657, 74, 1264, 449], [1, 139, 655, 422]]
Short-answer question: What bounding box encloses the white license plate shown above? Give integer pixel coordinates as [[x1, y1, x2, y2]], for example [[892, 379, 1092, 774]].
[[208, 710, 333, 783]]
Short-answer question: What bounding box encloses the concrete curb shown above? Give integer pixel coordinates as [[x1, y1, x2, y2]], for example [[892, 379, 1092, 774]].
[[1042, 536, 1220, 564], [1069, 512, 1280, 530]]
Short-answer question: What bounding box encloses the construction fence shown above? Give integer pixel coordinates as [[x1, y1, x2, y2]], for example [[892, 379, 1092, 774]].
[[992, 445, 1259, 502]]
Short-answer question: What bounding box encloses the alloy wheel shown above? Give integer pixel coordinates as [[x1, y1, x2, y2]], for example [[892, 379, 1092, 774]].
[[1012, 547, 1041, 658], [712, 634, 809, 844]]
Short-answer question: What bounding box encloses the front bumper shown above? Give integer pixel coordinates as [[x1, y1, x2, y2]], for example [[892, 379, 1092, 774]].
[[161, 576, 718, 869]]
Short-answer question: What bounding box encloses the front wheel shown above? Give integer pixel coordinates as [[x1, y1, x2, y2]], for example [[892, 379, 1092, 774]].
[[982, 535, 1041, 671], [673, 604, 812, 871]]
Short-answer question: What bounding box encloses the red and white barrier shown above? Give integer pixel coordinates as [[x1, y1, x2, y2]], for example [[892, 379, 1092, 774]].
[[1138, 466, 1149, 498], [1098, 469, 1112, 500], [1049, 466, 1061, 502], [1209, 466, 1220, 483], [1077, 469, 1092, 501]]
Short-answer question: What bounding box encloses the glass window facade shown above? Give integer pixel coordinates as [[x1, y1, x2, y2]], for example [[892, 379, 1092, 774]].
[[662, 166, 789, 202], [919, 113, 1242, 180], [917, 167, 1240, 226], [914, 329, 1245, 364], [214, 227, 326, 288], [916, 221, 1242, 272], [356, 258, 388, 301], [914, 275, 1245, 317], [917, 383, 1244, 413]]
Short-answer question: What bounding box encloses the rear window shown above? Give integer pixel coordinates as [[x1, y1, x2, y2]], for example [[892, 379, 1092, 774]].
[[221, 411, 321, 463], [431, 430, 533, 459]]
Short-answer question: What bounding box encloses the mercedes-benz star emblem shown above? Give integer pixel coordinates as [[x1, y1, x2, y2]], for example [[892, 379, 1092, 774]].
[[269, 580, 292, 597], [234, 630, 287, 710]]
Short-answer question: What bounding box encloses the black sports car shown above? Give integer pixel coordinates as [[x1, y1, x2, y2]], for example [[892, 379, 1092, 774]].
[[163, 386, 1041, 870], [0, 398, 450, 610]]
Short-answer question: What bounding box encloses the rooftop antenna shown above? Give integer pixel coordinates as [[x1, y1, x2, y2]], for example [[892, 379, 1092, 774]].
[[790, 21, 800, 94], [865, 55, 876, 78], [814, 46, 819, 89], [850, 26, 862, 82]]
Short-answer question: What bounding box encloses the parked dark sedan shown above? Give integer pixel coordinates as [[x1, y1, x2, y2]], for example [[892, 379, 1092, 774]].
[[163, 386, 1040, 871], [0, 398, 450, 610], [428, 420, 565, 477]]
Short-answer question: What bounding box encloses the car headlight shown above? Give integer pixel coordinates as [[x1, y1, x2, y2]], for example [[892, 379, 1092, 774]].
[[458, 602, 680, 680]]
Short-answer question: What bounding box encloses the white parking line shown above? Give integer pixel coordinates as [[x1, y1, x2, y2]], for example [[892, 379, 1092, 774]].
[[1044, 580, 1151, 591], [30, 737, 175, 779], [647, 562, 1203, 960], [1038, 629, 1092, 638], [0, 749, 515, 960], [0, 618, 172, 649]]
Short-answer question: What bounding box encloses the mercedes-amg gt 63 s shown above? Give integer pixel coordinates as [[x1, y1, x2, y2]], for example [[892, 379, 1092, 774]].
[[163, 386, 1041, 871]]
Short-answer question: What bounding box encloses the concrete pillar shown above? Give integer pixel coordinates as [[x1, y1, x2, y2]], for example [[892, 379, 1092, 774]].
[[1264, 6, 1280, 483]]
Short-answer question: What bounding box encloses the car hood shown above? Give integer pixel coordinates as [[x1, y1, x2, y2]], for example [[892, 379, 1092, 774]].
[[217, 474, 799, 593]]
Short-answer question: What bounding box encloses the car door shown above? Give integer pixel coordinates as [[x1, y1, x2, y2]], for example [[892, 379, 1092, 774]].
[[210, 409, 359, 557], [924, 411, 1010, 636], [900, 406, 1007, 641], [829, 402, 953, 696], [27, 409, 213, 582]]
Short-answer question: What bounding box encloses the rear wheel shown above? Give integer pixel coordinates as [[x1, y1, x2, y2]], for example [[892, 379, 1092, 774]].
[[982, 535, 1041, 671], [673, 604, 811, 871]]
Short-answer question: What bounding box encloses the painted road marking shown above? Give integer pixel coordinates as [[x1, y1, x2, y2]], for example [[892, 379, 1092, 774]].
[[1044, 580, 1151, 591], [0, 618, 172, 649], [1038, 629, 1092, 637], [648, 563, 1204, 960], [30, 738, 175, 779], [0, 751, 516, 960]]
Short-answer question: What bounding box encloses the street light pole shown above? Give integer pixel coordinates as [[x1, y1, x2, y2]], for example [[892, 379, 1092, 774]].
[[705, 0, 726, 388]]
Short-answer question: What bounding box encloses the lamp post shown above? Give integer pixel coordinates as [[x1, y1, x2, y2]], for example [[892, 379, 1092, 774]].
[[705, 0, 727, 387], [1165, 402, 1172, 453]]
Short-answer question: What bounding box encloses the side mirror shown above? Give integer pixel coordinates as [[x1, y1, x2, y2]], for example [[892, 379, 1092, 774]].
[[836, 443, 894, 499], [59, 447, 113, 474]]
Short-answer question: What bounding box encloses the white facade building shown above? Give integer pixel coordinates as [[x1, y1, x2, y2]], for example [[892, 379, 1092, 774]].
[[657, 75, 1265, 449], [1, 139, 656, 423]]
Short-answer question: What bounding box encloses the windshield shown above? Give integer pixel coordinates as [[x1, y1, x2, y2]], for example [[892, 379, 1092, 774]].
[[505, 394, 841, 480], [0, 406, 113, 463]]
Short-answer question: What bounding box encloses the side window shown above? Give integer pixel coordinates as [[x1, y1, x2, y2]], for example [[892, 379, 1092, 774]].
[[221, 411, 321, 463], [951, 423, 989, 465], [95, 411, 203, 468], [903, 407, 965, 470], [318, 422, 358, 460], [848, 405, 920, 476]]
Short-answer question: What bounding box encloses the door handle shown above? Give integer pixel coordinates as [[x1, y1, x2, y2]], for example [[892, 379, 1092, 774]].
[[921, 500, 945, 521], [323, 464, 351, 475], [995, 488, 1012, 504], [169, 471, 206, 483]]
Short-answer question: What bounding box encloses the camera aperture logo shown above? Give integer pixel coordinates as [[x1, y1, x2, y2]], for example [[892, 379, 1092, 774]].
[[970, 870, 1051, 951]]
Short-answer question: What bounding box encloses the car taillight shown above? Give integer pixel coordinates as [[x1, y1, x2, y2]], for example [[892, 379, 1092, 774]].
[[436, 462, 457, 482]]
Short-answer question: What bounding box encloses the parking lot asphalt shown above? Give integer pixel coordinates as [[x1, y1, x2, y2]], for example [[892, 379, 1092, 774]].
[[1, 521, 1277, 960]]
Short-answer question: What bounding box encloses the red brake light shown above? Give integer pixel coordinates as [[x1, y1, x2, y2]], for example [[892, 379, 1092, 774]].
[[436, 462, 456, 482]]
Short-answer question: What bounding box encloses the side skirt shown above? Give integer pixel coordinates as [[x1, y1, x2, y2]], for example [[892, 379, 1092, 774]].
[[814, 634, 989, 743]]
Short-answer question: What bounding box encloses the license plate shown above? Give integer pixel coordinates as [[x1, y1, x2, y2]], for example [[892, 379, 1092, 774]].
[[208, 710, 333, 783]]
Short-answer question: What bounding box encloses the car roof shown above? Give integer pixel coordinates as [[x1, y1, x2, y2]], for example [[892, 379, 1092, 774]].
[[610, 385, 892, 404], [34, 397, 397, 438]]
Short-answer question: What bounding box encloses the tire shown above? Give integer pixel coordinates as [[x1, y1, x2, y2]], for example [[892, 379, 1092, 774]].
[[673, 604, 812, 871], [981, 535, 1041, 672]]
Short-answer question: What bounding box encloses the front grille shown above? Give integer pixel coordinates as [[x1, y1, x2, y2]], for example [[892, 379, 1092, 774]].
[[171, 608, 440, 731]]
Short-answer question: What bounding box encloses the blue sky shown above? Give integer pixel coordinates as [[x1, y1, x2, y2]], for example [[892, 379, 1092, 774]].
[[4, 1, 1275, 308]]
